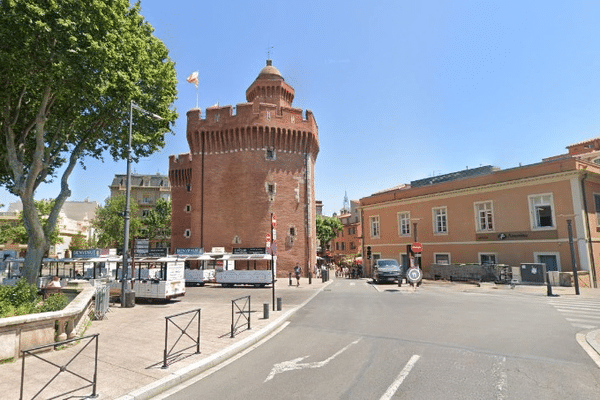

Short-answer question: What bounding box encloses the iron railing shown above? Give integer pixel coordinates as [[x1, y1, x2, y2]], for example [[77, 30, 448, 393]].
[[231, 295, 251, 338], [20, 334, 99, 400], [163, 308, 202, 368]]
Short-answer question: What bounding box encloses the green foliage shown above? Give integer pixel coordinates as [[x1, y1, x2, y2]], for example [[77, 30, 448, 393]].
[[0, 200, 63, 246], [0, 278, 66, 318], [142, 198, 171, 245], [316, 215, 343, 249], [69, 232, 88, 250], [35, 293, 68, 313], [92, 195, 141, 248], [0, 0, 177, 283]]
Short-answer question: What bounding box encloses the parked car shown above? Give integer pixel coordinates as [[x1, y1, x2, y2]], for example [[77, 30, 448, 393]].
[[372, 259, 401, 284]]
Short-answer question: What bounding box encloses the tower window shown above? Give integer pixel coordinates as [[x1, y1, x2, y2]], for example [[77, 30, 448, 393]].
[[266, 148, 276, 161], [184, 229, 191, 238]]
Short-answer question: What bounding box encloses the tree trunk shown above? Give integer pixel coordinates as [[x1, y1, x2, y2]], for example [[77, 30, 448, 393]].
[[20, 196, 48, 285]]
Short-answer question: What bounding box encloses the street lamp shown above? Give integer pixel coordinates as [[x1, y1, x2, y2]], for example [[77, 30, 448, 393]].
[[121, 100, 163, 307]]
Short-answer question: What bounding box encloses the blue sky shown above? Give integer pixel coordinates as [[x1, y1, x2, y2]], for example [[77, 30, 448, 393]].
[[2, 0, 599, 216]]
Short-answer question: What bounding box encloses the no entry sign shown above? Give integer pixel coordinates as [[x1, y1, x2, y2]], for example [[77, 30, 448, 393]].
[[411, 242, 423, 253]]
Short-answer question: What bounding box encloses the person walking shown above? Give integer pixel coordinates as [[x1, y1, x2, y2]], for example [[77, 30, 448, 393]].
[[294, 264, 301, 287]]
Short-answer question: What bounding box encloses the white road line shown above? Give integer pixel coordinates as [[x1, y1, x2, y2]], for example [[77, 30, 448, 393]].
[[493, 356, 507, 400], [379, 355, 420, 400], [571, 323, 597, 329], [556, 309, 600, 318]]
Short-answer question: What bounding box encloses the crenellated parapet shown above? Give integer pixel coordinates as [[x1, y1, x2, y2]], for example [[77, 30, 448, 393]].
[[168, 153, 193, 188], [185, 101, 319, 159]]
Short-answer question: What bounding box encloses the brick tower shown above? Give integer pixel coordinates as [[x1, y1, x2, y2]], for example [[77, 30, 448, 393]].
[[169, 60, 319, 277]]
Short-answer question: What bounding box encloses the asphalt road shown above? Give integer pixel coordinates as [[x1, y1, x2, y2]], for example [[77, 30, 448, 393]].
[[157, 279, 600, 399]]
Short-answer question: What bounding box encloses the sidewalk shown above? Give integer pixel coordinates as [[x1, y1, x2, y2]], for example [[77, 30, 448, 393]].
[[2, 277, 331, 400]]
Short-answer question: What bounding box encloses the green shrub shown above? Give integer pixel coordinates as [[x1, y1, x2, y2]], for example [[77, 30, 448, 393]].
[[35, 293, 68, 313], [0, 279, 68, 318]]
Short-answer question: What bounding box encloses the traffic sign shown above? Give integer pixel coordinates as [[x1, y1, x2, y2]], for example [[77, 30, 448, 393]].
[[265, 233, 271, 242], [407, 267, 423, 284], [271, 214, 277, 228], [411, 242, 423, 253]]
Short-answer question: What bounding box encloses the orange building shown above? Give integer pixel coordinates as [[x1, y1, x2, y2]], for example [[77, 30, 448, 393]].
[[169, 60, 319, 277], [360, 138, 600, 288], [331, 198, 363, 265]]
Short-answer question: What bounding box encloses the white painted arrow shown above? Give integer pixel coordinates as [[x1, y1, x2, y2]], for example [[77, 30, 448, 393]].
[[264, 338, 362, 382]]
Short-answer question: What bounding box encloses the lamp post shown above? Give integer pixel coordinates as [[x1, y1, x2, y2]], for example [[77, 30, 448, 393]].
[[121, 100, 163, 307]]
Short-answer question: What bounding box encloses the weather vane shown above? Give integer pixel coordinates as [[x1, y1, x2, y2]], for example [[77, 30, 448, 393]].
[[267, 45, 274, 60]]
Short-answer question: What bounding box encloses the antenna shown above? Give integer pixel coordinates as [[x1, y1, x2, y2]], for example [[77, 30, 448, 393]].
[[267, 44, 274, 60]]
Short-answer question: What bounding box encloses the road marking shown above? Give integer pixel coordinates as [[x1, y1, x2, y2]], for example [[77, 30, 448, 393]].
[[379, 355, 420, 400], [493, 356, 507, 400], [264, 338, 362, 382]]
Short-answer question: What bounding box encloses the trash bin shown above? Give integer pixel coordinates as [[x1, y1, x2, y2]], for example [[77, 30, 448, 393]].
[[124, 290, 135, 308]]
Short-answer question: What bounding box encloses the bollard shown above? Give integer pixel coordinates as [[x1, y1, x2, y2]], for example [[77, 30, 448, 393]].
[[289, 272, 292, 286], [546, 272, 554, 297], [277, 297, 282, 311], [263, 303, 269, 319], [309, 272, 312, 284]]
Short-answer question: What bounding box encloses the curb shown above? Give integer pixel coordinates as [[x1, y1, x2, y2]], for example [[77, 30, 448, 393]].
[[116, 280, 333, 400], [586, 329, 600, 357]]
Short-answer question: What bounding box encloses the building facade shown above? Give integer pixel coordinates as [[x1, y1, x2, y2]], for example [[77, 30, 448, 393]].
[[3, 200, 98, 258], [360, 138, 600, 288], [109, 173, 171, 217], [169, 60, 319, 277], [331, 199, 363, 265]]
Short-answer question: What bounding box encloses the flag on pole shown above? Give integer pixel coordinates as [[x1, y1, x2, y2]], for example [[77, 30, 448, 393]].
[[186, 71, 199, 88]]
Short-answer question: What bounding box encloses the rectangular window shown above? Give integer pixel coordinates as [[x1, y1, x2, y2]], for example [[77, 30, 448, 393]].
[[595, 194, 600, 226], [341, 242, 346, 251], [529, 194, 555, 229], [434, 253, 450, 265], [480, 253, 497, 265], [432, 207, 448, 234], [398, 212, 411, 236], [370, 216, 380, 238], [475, 201, 494, 231]]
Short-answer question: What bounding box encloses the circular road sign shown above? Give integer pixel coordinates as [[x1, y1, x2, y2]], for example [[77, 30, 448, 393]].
[[407, 267, 423, 284], [265, 233, 271, 242], [411, 242, 423, 253]]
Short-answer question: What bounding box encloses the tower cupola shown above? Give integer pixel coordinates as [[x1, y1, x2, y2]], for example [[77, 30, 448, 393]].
[[246, 59, 295, 108]]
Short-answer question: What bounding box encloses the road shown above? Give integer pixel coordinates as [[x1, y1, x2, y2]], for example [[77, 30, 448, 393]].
[[157, 279, 600, 399]]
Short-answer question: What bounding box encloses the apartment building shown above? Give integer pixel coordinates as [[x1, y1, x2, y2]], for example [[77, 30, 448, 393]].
[[360, 138, 600, 288]]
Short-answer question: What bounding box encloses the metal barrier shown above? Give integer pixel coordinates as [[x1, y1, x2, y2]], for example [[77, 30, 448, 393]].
[[20, 334, 99, 400], [163, 308, 201, 369], [94, 284, 110, 320], [231, 295, 251, 338]]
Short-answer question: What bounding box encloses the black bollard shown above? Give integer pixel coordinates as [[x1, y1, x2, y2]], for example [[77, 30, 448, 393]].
[[309, 272, 312, 284], [263, 303, 269, 319], [288, 272, 292, 286], [277, 297, 282, 311]]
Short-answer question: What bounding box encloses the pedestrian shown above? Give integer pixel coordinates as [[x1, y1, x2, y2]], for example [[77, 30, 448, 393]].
[[294, 264, 301, 287]]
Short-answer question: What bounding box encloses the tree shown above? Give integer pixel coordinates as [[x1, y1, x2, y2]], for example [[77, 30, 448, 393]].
[[316, 215, 343, 251], [0, 199, 63, 248], [142, 198, 171, 247], [68, 232, 88, 251], [92, 195, 141, 249], [0, 1, 177, 283]]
